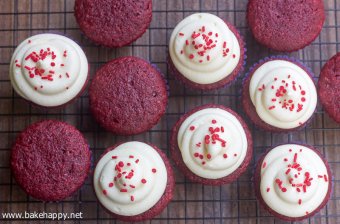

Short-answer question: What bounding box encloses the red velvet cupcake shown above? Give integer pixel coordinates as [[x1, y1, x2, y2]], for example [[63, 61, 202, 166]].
[[247, 0, 325, 52], [93, 141, 174, 222], [170, 104, 253, 185], [318, 52, 340, 123], [11, 120, 91, 201], [9, 34, 89, 108], [242, 56, 317, 132], [89, 56, 168, 135], [74, 0, 152, 47], [168, 13, 245, 90], [254, 144, 332, 221]]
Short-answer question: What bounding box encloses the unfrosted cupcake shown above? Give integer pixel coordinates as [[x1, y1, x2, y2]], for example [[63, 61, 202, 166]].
[[247, 0, 325, 52], [93, 141, 174, 222], [254, 144, 332, 221], [9, 34, 89, 108], [170, 104, 253, 185], [318, 52, 340, 123], [89, 56, 168, 135], [242, 56, 317, 132], [74, 0, 152, 47], [11, 120, 91, 201], [168, 13, 245, 90]]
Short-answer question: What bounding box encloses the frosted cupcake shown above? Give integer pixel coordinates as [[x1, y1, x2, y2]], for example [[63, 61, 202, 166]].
[[242, 56, 317, 132], [93, 141, 174, 222], [170, 104, 253, 185], [9, 34, 89, 108], [168, 13, 245, 90], [254, 144, 332, 221]]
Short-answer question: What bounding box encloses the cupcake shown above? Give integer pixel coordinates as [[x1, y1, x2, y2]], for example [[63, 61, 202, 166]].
[[89, 56, 168, 135], [170, 104, 253, 185], [11, 120, 91, 201], [168, 13, 245, 90], [254, 144, 332, 221], [74, 0, 152, 47], [247, 0, 325, 52], [318, 52, 340, 123], [93, 141, 174, 222], [9, 34, 89, 108], [242, 56, 317, 132]]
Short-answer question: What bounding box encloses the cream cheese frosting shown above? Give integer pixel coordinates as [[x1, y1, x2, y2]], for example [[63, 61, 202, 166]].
[[177, 108, 248, 179], [169, 13, 241, 84], [93, 141, 167, 216], [260, 144, 330, 218], [249, 60, 317, 129], [10, 34, 88, 107]]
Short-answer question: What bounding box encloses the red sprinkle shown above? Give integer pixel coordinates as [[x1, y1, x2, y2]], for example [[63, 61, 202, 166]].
[[223, 154, 228, 159], [179, 32, 184, 36], [293, 153, 298, 163], [266, 188, 270, 192], [298, 199, 302, 205], [112, 156, 117, 159], [189, 126, 195, 131], [141, 179, 147, 184], [109, 183, 114, 188], [324, 175, 328, 182], [130, 195, 135, 201], [103, 190, 107, 195], [120, 189, 128, 192], [152, 168, 157, 173], [262, 162, 267, 169]]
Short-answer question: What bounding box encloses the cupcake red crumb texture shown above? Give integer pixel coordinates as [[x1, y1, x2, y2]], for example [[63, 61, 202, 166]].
[[74, 0, 152, 47], [11, 120, 91, 201], [89, 56, 168, 136], [318, 52, 340, 123], [247, 0, 325, 52]]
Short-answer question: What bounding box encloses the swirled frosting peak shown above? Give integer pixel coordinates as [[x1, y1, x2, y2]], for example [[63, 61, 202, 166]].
[[169, 13, 241, 84], [177, 107, 248, 179], [93, 141, 167, 216], [10, 34, 88, 107], [260, 144, 330, 218], [249, 59, 317, 129]]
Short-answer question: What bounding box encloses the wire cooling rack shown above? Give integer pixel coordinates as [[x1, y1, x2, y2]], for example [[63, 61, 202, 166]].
[[0, 0, 339, 223]]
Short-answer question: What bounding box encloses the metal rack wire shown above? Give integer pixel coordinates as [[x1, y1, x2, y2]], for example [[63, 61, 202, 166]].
[[0, 0, 339, 223]]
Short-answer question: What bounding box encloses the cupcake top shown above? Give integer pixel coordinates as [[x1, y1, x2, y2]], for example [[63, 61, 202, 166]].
[[260, 144, 330, 218], [169, 13, 241, 85], [93, 141, 168, 216], [11, 120, 91, 201], [10, 34, 88, 107], [177, 107, 248, 179], [249, 59, 317, 129]]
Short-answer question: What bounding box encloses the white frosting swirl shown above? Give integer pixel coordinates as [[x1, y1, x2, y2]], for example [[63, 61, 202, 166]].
[[10, 34, 88, 107], [169, 13, 241, 84], [249, 60, 317, 129], [93, 141, 167, 216], [260, 144, 330, 217], [177, 108, 248, 179]]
